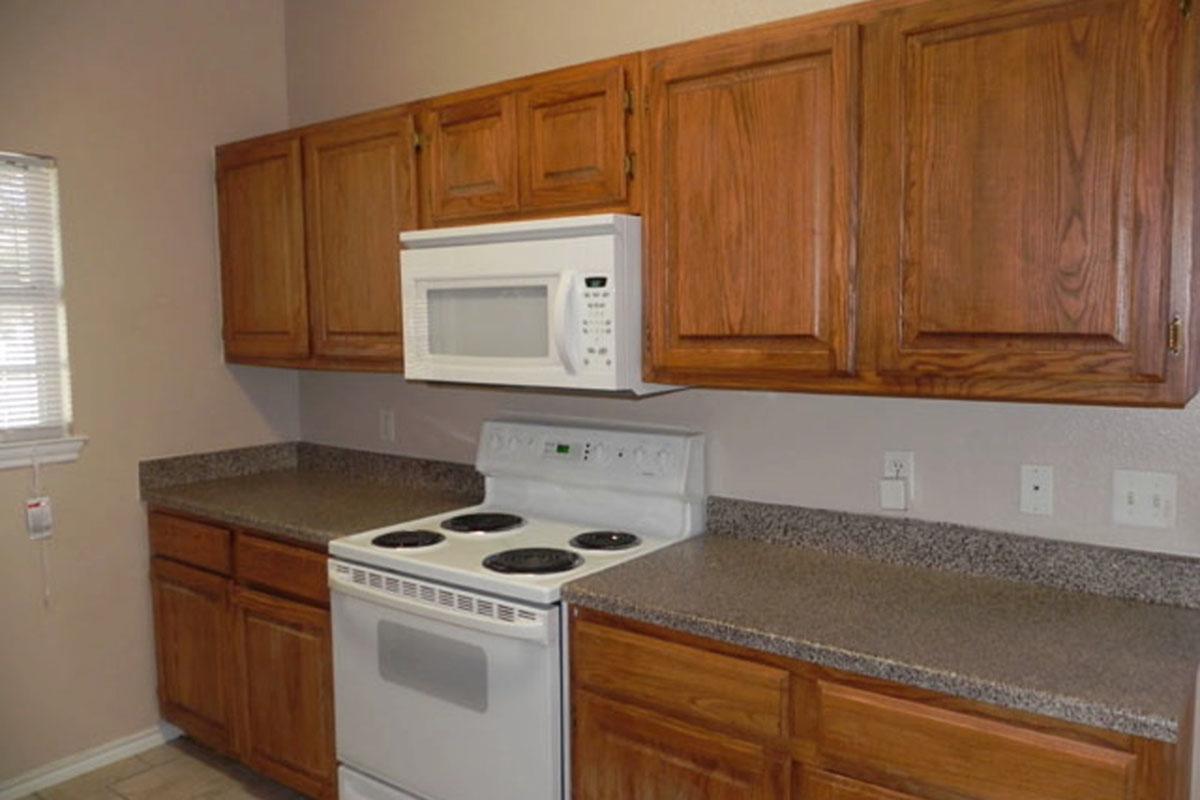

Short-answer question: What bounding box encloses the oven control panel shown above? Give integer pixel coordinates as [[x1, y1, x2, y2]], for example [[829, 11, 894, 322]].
[[478, 420, 703, 494]]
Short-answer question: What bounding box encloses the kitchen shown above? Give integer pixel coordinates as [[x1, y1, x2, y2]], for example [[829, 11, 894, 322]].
[[3, 0, 1200, 799]]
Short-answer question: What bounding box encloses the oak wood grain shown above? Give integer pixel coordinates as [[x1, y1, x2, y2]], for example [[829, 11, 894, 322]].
[[233, 587, 336, 800], [216, 136, 309, 360], [150, 557, 237, 756], [869, 0, 1182, 384], [148, 512, 232, 575], [233, 532, 329, 607], [303, 110, 417, 362], [423, 92, 519, 223], [643, 18, 860, 383], [571, 689, 788, 800], [517, 58, 632, 211], [572, 617, 788, 739]]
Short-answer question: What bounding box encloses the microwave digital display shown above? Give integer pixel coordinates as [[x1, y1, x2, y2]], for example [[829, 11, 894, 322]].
[[584, 277, 608, 288]]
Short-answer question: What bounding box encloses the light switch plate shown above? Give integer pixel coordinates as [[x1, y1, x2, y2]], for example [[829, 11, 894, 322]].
[[880, 478, 908, 511], [1112, 470, 1177, 529]]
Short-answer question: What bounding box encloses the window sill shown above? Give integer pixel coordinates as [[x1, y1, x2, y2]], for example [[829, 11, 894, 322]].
[[0, 436, 87, 470]]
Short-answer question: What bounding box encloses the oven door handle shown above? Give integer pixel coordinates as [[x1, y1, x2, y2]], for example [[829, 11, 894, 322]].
[[330, 572, 553, 645], [552, 271, 578, 375]]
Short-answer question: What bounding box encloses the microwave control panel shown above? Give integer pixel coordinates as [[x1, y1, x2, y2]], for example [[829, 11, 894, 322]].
[[579, 276, 614, 370]]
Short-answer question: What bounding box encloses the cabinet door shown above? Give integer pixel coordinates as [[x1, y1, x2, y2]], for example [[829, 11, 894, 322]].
[[216, 137, 309, 360], [233, 587, 335, 800], [304, 112, 416, 361], [867, 0, 1182, 392], [424, 93, 519, 224], [150, 558, 237, 754], [518, 59, 631, 211], [644, 22, 860, 386], [572, 690, 787, 800]]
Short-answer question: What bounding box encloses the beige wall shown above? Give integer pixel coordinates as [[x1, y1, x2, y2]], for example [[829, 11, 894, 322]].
[[0, 0, 298, 780], [287, 0, 1200, 558]]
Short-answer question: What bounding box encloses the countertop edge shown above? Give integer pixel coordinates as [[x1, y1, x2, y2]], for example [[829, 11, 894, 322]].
[[143, 491, 337, 548], [562, 585, 1180, 743]]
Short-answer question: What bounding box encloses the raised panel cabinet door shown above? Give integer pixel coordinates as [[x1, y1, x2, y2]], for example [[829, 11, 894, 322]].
[[868, 0, 1183, 390], [233, 587, 336, 800], [304, 112, 417, 361], [571, 690, 787, 800], [517, 59, 630, 211], [424, 92, 520, 224], [644, 21, 861, 386], [150, 558, 237, 755], [216, 137, 309, 360]]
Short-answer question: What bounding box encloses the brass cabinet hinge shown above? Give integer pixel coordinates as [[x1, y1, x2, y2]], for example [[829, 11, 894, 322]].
[[1169, 315, 1183, 355], [623, 89, 635, 114], [412, 131, 423, 151], [624, 153, 635, 178], [1182, 0, 1193, 17]]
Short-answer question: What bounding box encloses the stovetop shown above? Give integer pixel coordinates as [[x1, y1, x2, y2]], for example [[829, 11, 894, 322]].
[[329, 503, 682, 605]]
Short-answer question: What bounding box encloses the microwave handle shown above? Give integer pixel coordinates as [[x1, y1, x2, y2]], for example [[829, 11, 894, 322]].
[[552, 272, 578, 374]]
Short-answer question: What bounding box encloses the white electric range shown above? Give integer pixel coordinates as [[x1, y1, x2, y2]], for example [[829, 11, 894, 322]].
[[328, 418, 705, 800]]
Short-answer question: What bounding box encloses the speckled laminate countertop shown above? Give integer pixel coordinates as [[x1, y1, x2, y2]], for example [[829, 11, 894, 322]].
[[140, 443, 483, 547], [563, 534, 1200, 742]]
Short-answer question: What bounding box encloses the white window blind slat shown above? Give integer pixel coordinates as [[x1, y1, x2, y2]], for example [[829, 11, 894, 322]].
[[0, 153, 73, 442]]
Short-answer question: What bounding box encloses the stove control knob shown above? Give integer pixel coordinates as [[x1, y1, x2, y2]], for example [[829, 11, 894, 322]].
[[488, 432, 504, 452], [655, 449, 672, 471], [591, 443, 609, 464], [633, 446, 649, 470]]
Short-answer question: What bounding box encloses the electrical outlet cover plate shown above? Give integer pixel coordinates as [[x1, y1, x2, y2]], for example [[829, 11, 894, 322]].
[[1112, 470, 1177, 529], [1020, 465, 1054, 516]]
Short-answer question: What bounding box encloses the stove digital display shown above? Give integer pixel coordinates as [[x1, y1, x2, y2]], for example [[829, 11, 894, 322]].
[[544, 440, 580, 460]]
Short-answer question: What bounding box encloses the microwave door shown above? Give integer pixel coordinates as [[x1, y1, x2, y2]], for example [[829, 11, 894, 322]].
[[405, 273, 581, 384]]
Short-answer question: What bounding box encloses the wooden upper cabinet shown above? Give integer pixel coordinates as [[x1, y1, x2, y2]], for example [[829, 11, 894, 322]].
[[517, 59, 632, 211], [304, 112, 416, 361], [643, 21, 861, 386], [423, 93, 519, 224], [216, 137, 309, 360], [867, 0, 1184, 396]]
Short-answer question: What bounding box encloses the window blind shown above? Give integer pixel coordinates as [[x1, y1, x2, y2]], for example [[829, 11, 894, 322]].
[[0, 152, 72, 442]]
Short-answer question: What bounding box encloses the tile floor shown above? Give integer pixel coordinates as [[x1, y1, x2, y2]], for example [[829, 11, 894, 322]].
[[18, 738, 307, 800]]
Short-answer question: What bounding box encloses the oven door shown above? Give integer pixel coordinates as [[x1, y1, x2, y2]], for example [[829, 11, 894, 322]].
[[330, 560, 562, 800], [401, 233, 613, 389]]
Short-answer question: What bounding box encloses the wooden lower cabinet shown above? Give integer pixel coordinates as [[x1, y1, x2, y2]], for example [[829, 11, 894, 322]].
[[148, 512, 336, 799], [151, 558, 238, 755], [571, 608, 1187, 800], [234, 588, 336, 800], [572, 690, 787, 800]]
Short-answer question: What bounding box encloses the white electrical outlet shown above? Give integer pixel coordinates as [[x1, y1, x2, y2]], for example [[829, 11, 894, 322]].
[[379, 409, 396, 443], [881, 451, 915, 510], [1019, 465, 1054, 516], [1112, 470, 1177, 528]]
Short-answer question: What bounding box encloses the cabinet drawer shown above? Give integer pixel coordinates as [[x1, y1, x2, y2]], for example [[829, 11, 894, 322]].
[[571, 619, 787, 738], [235, 534, 328, 606], [149, 512, 232, 575], [817, 682, 1136, 800], [797, 769, 919, 800]]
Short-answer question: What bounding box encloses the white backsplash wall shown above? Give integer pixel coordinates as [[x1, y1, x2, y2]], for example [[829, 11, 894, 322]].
[[299, 372, 1200, 557]]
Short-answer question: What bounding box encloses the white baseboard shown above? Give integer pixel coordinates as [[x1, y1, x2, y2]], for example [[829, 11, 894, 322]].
[[0, 721, 183, 800]]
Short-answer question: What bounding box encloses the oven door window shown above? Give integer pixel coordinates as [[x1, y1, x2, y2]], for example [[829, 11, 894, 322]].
[[427, 285, 549, 358], [377, 620, 488, 712]]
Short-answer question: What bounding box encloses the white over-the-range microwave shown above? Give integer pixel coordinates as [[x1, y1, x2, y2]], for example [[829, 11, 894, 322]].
[[400, 214, 671, 395]]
